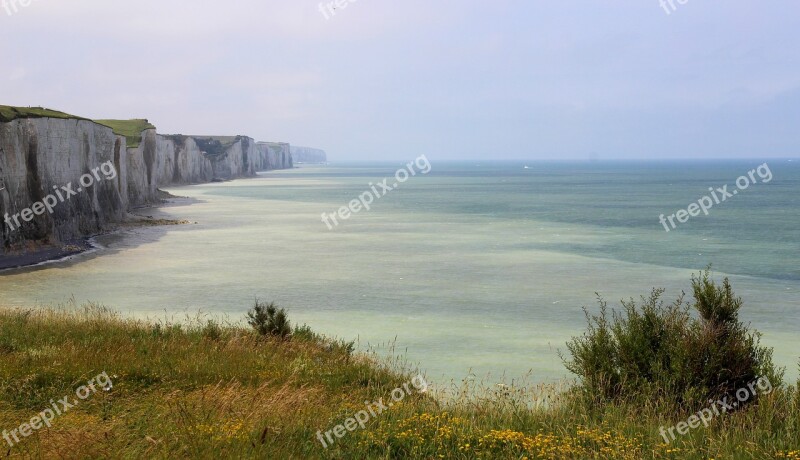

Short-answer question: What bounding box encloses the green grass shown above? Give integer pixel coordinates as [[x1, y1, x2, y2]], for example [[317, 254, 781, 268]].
[[0, 106, 155, 149], [1, 305, 799, 459], [94, 119, 157, 148], [0, 105, 89, 123]]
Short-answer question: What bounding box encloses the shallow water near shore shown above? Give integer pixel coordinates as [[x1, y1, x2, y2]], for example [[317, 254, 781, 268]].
[[0, 161, 798, 384]]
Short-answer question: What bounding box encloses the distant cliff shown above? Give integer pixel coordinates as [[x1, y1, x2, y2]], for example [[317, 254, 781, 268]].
[[0, 106, 310, 253], [290, 146, 327, 164], [257, 142, 293, 171], [126, 133, 292, 206]]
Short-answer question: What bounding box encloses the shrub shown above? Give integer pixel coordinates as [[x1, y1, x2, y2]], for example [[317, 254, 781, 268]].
[[201, 320, 222, 341], [563, 269, 781, 409], [687, 271, 781, 401], [247, 300, 291, 339]]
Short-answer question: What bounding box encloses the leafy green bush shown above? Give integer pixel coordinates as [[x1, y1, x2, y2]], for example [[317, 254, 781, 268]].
[[687, 271, 782, 401], [247, 300, 291, 339], [564, 269, 781, 409]]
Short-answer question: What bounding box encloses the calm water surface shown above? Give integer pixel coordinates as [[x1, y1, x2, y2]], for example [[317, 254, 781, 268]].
[[1, 161, 797, 384]]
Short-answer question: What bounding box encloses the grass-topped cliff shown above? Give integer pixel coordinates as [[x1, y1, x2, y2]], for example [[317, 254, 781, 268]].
[[0, 105, 155, 149], [0, 105, 89, 123], [94, 119, 156, 148], [1, 274, 800, 459]]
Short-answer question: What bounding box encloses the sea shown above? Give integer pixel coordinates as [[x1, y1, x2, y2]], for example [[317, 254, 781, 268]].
[[0, 160, 797, 385]]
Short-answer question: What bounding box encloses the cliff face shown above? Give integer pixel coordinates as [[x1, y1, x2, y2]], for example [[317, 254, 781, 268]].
[[0, 112, 310, 253], [290, 146, 327, 164], [127, 133, 267, 207], [0, 118, 127, 249], [257, 142, 293, 170]]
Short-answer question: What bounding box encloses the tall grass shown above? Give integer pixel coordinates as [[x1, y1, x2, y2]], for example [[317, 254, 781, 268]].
[[1, 291, 799, 459]]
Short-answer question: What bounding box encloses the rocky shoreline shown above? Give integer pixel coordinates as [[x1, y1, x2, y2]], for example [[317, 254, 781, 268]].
[[0, 239, 93, 272]]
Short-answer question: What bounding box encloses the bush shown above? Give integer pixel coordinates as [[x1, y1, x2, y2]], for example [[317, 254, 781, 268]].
[[563, 269, 781, 409], [201, 320, 222, 341], [247, 300, 291, 339], [687, 271, 781, 400]]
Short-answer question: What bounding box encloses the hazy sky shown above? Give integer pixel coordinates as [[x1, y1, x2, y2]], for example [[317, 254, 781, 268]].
[[1, 1, 798, 160]]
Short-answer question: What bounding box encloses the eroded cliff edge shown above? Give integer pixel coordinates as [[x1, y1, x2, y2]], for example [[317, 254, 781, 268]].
[[0, 107, 304, 255]]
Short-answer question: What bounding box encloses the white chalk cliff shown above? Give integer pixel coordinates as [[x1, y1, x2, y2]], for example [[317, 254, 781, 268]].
[[0, 113, 308, 252]]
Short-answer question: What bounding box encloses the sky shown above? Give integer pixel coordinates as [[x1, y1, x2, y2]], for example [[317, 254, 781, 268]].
[[0, 0, 798, 161]]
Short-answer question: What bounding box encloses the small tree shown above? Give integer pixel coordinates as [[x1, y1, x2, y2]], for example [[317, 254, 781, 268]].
[[247, 300, 291, 339]]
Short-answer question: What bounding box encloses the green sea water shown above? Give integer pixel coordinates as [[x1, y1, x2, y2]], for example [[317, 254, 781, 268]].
[[0, 160, 797, 385]]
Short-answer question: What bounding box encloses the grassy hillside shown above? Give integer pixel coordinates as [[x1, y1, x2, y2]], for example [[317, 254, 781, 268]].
[[1, 304, 799, 459], [0, 105, 88, 123], [94, 119, 156, 148]]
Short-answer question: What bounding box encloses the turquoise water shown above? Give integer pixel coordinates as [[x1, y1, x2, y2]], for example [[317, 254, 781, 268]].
[[0, 160, 798, 384]]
